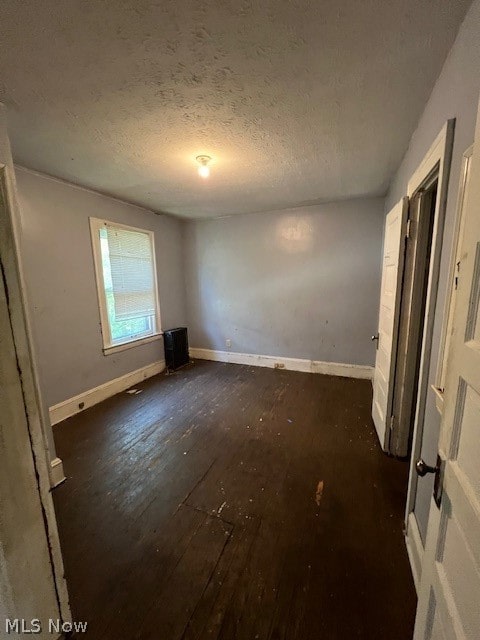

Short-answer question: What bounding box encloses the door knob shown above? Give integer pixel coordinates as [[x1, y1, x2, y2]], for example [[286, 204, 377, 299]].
[[415, 458, 439, 477], [416, 456, 445, 508], [371, 334, 379, 342]]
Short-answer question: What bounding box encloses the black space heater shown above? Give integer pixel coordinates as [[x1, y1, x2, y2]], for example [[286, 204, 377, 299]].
[[164, 327, 189, 371]]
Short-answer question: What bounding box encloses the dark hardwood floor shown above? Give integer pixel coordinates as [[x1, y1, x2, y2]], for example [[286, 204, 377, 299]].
[[53, 360, 416, 639]]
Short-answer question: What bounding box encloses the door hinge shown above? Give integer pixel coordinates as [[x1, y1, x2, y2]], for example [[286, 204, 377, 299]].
[[454, 260, 461, 290], [390, 415, 395, 431], [406, 219, 411, 239]]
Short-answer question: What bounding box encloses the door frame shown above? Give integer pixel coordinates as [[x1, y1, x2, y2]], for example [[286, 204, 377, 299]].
[[0, 159, 71, 622], [404, 120, 455, 590], [432, 145, 474, 413], [389, 175, 439, 457]]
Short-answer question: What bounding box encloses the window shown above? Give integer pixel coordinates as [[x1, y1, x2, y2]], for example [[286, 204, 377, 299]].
[[90, 218, 162, 354]]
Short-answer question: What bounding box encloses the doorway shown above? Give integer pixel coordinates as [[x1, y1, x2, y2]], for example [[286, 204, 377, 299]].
[[389, 173, 439, 457], [400, 120, 455, 590], [371, 121, 455, 590]]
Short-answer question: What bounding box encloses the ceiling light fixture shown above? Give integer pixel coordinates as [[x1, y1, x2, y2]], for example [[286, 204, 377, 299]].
[[196, 155, 212, 179]]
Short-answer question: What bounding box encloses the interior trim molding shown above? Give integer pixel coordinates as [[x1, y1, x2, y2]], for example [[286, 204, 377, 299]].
[[190, 348, 374, 380], [405, 511, 424, 592], [49, 360, 166, 426], [50, 457, 66, 488], [14, 164, 161, 217]]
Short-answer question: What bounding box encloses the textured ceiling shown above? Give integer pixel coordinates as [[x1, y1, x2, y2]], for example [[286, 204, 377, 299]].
[[0, 0, 472, 218]]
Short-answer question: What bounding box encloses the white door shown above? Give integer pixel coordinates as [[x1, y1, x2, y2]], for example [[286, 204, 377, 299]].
[[413, 101, 480, 639], [0, 104, 70, 634], [372, 197, 408, 450]]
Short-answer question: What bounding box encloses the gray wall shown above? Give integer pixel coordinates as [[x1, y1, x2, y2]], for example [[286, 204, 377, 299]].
[[184, 198, 385, 367], [16, 168, 187, 408], [386, 0, 480, 541]]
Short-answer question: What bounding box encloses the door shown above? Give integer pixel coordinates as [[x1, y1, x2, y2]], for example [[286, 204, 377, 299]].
[[0, 104, 69, 635], [372, 197, 408, 450], [391, 179, 438, 457], [413, 103, 480, 639], [0, 249, 61, 633]]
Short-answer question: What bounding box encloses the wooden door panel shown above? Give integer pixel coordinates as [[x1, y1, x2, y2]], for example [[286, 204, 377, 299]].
[[372, 198, 408, 450]]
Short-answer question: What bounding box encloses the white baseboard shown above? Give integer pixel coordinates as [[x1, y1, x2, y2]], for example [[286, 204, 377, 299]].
[[49, 360, 166, 426], [189, 348, 373, 380], [405, 511, 424, 592], [50, 457, 66, 488]]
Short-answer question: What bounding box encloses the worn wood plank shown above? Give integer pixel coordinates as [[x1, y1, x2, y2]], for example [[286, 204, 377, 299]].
[[53, 360, 416, 639]]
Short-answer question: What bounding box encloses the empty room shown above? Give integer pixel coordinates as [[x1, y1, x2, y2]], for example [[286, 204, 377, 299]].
[[1, 1, 480, 639]]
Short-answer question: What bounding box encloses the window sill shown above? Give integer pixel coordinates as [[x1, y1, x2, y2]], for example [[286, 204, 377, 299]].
[[103, 332, 163, 356]]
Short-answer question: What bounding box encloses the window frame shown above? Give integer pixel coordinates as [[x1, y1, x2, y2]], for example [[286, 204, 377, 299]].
[[89, 217, 162, 355]]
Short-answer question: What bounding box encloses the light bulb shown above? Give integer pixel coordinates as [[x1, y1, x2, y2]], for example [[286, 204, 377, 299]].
[[198, 164, 210, 179], [196, 155, 212, 179]]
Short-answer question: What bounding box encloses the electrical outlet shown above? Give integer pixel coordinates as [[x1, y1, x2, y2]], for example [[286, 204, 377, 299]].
[[274, 362, 285, 369], [226, 339, 231, 349]]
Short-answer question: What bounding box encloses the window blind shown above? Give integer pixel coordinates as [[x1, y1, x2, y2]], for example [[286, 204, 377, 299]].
[[106, 226, 156, 321]]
